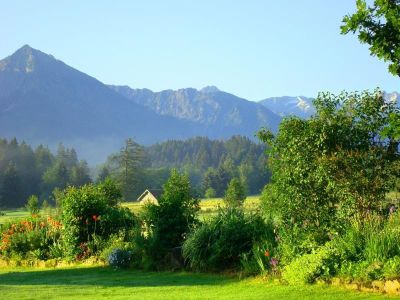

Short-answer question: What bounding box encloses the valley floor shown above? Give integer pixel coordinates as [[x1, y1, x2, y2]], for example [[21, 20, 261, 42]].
[[0, 266, 392, 300]]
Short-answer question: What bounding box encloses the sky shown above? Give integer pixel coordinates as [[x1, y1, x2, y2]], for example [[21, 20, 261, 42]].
[[1, 0, 399, 100]]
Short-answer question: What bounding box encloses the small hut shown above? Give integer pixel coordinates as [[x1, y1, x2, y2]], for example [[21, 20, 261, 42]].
[[136, 189, 162, 205]]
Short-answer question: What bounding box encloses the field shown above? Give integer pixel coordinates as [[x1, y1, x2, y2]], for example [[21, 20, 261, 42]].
[[121, 195, 261, 218], [0, 266, 392, 300], [0, 208, 53, 227]]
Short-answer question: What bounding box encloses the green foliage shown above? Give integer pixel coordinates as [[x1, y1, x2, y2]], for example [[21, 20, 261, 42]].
[[204, 187, 216, 199], [224, 178, 246, 208], [183, 208, 275, 271], [25, 195, 39, 215], [282, 245, 339, 284], [107, 138, 146, 200], [97, 178, 122, 206], [282, 212, 400, 283], [240, 239, 279, 276], [0, 215, 62, 259], [60, 183, 135, 258], [146, 136, 270, 195], [136, 169, 199, 268], [41, 199, 49, 210], [341, 0, 400, 76], [0, 139, 91, 208], [1, 162, 23, 208], [259, 90, 400, 255]]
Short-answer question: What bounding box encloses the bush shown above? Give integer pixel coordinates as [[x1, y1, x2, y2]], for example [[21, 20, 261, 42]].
[[107, 249, 132, 268], [61, 183, 136, 258], [282, 245, 339, 284], [224, 178, 246, 208], [0, 215, 62, 259], [240, 240, 279, 276], [26, 195, 40, 215], [281, 212, 400, 284], [183, 208, 275, 272], [205, 187, 216, 199], [137, 169, 199, 269], [258, 90, 400, 256]]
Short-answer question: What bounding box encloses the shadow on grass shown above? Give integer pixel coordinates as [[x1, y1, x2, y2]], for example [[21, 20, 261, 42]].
[[0, 267, 235, 287]]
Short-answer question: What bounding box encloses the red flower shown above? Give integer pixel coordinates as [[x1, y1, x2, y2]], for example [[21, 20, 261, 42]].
[[264, 250, 270, 257], [92, 215, 98, 221]]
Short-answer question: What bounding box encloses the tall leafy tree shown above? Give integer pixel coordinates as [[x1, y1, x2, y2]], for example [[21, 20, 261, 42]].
[[140, 169, 199, 265], [259, 90, 400, 253], [341, 0, 400, 76]]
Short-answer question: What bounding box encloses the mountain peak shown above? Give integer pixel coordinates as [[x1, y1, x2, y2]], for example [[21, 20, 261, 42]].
[[0, 45, 55, 73], [200, 86, 220, 93]]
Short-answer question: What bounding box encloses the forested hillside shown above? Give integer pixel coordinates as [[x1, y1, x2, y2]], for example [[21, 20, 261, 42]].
[[0, 135, 269, 208], [0, 139, 91, 208], [145, 136, 269, 196], [99, 136, 269, 200]]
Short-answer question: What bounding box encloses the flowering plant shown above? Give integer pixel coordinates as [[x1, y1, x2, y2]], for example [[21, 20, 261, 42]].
[[0, 215, 62, 259]]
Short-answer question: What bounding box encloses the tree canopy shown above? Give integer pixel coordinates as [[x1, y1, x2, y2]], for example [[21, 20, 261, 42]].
[[341, 0, 400, 76], [258, 89, 400, 253]]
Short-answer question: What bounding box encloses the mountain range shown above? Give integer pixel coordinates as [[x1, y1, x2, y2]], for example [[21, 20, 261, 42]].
[[0, 45, 283, 162], [0, 45, 397, 163]]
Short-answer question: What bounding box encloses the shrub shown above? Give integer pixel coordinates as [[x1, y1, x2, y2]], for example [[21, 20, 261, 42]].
[[138, 169, 199, 268], [26, 195, 40, 215], [0, 215, 62, 259], [224, 178, 246, 208], [240, 240, 279, 276], [281, 212, 400, 284], [183, 208, 275, 271], [282, 245, 339, 284], [258, 90, 399, 256], [205, 187, 216, 199], [61, 183, 135, 258], [97, 178, 122, 206], [107, 249, 132, 268]]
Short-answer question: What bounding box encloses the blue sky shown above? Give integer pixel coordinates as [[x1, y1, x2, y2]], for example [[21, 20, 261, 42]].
[[1, 0, 398, 100]]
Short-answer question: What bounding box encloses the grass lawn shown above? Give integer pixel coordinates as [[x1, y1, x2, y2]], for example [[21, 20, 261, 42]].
[[0, 266, 392, 300], [0, 209, 30, 226], [0, 208, 54, 227]]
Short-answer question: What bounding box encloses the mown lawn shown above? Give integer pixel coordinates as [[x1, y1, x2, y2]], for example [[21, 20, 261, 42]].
[[0, 266, 392, 300]]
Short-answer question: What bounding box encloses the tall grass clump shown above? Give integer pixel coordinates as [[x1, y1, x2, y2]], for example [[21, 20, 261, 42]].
[[183, 207, 276, 272]]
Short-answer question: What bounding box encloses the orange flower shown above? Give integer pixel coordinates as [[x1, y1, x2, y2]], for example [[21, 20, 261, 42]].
[[264, 250, 270, 257]]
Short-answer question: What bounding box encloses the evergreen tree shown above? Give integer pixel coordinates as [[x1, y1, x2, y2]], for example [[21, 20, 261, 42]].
[[1, 162, 23, 207], [116, 138, 146, 200], [224, 178, 246, 208], [70, 161, 91, 186]]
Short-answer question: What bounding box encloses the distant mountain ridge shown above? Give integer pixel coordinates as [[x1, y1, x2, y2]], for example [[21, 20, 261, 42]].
[[258, 93, 400, 119], [258, 96, 315, 119], [0, 45, 205, 161], [108, 84, 281, 130], [2, 45, 395, 163], [0, 45, 282, 163]]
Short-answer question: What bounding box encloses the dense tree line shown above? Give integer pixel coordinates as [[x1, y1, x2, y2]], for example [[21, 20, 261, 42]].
[[146, 136, 269, 196], [0, 138, 91, 208], [0, 135, 269, 207], [99, 136, 269, 200]]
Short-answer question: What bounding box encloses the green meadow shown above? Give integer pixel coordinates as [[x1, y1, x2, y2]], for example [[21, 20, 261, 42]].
[[0, 266, 392, 300]]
